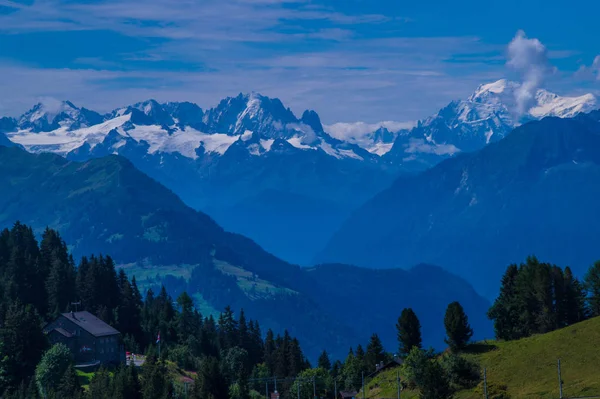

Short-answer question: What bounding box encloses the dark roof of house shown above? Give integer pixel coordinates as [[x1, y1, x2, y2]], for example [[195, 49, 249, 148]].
[[60, 311, 120, 337], [51, 327, 74, 338], [339, 391, 358, 398]]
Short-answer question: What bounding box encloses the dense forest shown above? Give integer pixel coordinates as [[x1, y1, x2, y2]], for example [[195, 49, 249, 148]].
[[3, 222, 600, 399]]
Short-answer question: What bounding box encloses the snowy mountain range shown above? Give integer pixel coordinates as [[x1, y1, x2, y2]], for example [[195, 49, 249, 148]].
[[384, 79, 598, 169], [4, 93, 375, 163], [0, 79, 597, 265], [0, 93, 393, 265]]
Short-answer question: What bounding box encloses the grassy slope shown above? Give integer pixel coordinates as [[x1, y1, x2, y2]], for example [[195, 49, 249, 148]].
[[363, 316, 600, 399]]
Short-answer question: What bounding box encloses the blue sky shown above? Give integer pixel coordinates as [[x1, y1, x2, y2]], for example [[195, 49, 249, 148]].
[[0, 0, 598, 123]]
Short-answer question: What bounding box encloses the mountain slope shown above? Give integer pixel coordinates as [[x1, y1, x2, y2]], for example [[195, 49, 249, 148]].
[[0, 145, 491, 359], [318, 111, 600, 297], [5, 97, 395, 265]]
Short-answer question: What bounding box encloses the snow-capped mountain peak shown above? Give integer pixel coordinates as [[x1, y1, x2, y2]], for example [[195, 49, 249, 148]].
[[384, 79, 598, 166], [6, 94, 370, 163], [17, 100, 104, 132], [529, 91, 597, 119]]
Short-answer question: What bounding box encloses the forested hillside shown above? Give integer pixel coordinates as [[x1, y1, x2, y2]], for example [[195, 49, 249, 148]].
[[0, 145, 492, 358], [319, 111, 600, 298]]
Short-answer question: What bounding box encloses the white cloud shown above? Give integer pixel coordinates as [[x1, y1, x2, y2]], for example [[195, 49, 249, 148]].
[[575, 55, 600, 81], [0, 1, 503, 123], [506, 30, 552, 115], [325, 121, 415, 140], [404, 138, 460, 156]]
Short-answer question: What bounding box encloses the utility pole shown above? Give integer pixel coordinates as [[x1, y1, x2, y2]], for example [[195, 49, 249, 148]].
[[483, 368, 488, 399], [265, 380, 268, 399], [334, 379, 337, 399], [297, 379, 300, 399], [362, 372, 365, 399], [274, 376, 278, 394], [396, 370, 401, 399], [558, 359, 563, 399]]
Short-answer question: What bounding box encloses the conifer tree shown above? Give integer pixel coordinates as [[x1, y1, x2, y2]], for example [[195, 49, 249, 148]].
[[365, 334, 386, 371], [443, 302, 473, 351], [584, 261, 600, 317], [564, 267, 589, 324], [88, 367, 112, 399], [191, 356, 228, 399], [140, 356, 172, 399], [488, 264, 521, 340], [55, 365, 82, 399], [397, 308, 422, 356], [318, 350, 331, 371], [0, 301, 47, 388], [263, 329, 276, 374]]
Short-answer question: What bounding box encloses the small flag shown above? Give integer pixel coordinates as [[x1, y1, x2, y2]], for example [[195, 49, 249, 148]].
[[156, 332, 161, 344]]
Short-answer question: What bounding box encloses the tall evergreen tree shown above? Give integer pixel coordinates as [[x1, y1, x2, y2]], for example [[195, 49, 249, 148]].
[[443, 302, 473, 351], [140, 356, 172, 399], [46, 255, 76, 317], [365, 334, 386, 372], [317, 350, 331, 371], [488, 264, 521, 340], [191, 356, 228, 399], [175, 292, 197, 343], [218, 306, 238, 351], [397, 308, 422, 356], [0, 301, 47, 389], [263, 329, 276, 374], [564, 267, 589, 324], [584, 261, 600, 317], [287, 338, 305, 377]]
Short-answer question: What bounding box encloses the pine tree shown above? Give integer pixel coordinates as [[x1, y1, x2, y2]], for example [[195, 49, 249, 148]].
[[191, 356, 228, 399], [287, 338, 305, 377], [176, 292, 196, 343], [341, 349, 361, 391], [355, 344, 365, 373], [140, 356, 172, 399], [318, 350, 331, 371], [365, 334, 386, 371], [218, 306, 238, 351], [88, 367, 112, 399], [397, 308, 422, 356], [263, 329, 276, 374], [564, 267, 589, 324], [55, 365, 82, 399], [46, 256, 76, 317], [111, 364, 141, 399], [0, 301, 47, 388], [488, 264, 521, 340], [551, 266, 567, 329], [584, 261, 600, 317], [444, 302, 473, 351], [418, 359, 452, 399]]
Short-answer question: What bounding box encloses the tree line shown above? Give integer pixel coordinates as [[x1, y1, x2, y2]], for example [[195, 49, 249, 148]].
[[488, 256, 600, 341], [5, 222, 600, 399], [0, 223, 311, 399]]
